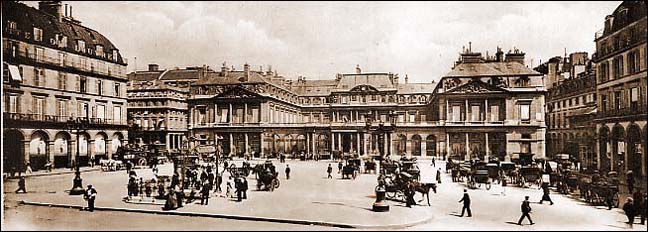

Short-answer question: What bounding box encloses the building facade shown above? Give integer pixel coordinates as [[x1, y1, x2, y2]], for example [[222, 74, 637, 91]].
[[2, 1, 128, 171], [536, 53, 598, 170], [177, 46, 546, 162], [592, 1, 647, 182]]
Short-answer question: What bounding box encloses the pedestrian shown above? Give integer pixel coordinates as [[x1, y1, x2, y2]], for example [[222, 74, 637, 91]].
[[215, 171, 223, 193], [242, 176, 248, 199], [83, 184, 97, 212], [458, 189, 472, 217], [89, 156, 95, 168], [235, 176, 242, 202], [226, 176, 234, 198], [633, 190, 645, 225], [25, 162, 33, 174], [431, 157, 436, 167], [517, 196, 534, 225], [623, 197, 636, 228], [175, 186, 184, 208], [641, 193, 647, 225], [15, 176, 27, 193], [127, 176, 135, 200], [338, 161, 343, 174], [538, 183, 554, 205], [138, 177, 145, 199], [45, 160, 53, 172], [501, 175, 507, 196], [436, 168, 442, 184], [200, 182, 210, 205], [327, 164, 333, 179], [406, 182, 416, 208], [207, 170, 215, 189], [145, 181, 152, 197], [285, 164, 291, 180], [627, 171, 635, 194]]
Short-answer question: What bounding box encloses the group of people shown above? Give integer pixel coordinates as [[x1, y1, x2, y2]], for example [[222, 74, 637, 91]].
[[622, 190, 647, 227]]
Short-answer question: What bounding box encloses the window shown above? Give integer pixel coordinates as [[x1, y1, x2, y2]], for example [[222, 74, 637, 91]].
[[575, 97, 579, 105], [521, 142, 531, 154], [77, 40, 86, 52], [57, 100, 67, 117], [97, 80, 103, 95], [96, 45, 104, 57], [614, 91, 621, 110], [630, 87, 638, 109], [520, 103, 530, 122], [371, 95, 377, 101], [33, 68, 44, 86], [471, 105, 481, 121], [33, 97, 45, 117], [351, 95, 357, 101], [96, 104, 105, 120], [60, 36, 68, 48], [8, 21, 17, 31], [628, 51, 636, 74], [35, 47, 44, 61], [114, 83, 120, 97], [490, 105, 499, 121], [8, 95, 18, 113], [79, 76, 87, 93], [113, 106, 121, 124], [601, 94, 608, 111], [521, 134, 531, 139], [452, 105, 461, 121], [341, 96, 347, 104], [409, 114, 415, 123], [112, 50, 118, 61], [58, 72, 66, 90], [33, 27, 43, 42]]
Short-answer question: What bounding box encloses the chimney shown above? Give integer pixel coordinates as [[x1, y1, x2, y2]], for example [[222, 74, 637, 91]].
[[148, 64, 159, 72], [356, 64, 361, 74], [221, 61, 229, 77], [547, 62, 557, 89], [495, 46, 503, 62], [505, 48, 525, 65], [39, 1, 64, 22], [242, 63, 250, 82], [393, 73, 399, 84], [69, 5, 73, 18], [405, 74, 409, 84], [336, 73, 342, 81]]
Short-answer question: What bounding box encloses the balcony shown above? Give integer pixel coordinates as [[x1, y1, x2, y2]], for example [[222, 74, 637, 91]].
[[3, 49, 126, 79], [598, 105, 647, 119], [3, 112, 126, 126]]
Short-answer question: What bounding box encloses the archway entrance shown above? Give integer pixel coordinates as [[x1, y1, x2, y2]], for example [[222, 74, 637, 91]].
[[3, 130, 25, 173], [29, 131, 49, 171], [426, 135, 437, 157], [54, 131, 71, 168]]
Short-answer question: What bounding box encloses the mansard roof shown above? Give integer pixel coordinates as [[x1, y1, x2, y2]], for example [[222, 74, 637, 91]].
[[445, 61, 541, 78], [397, 82, 438, 94], [335, 73, 395, 90], [292, 79, 338, 96], [2, 1, 126, 65]]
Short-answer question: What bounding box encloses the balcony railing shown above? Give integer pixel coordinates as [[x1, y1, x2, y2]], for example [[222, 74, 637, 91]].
[[3, 49, 126, 78], [3, 112, 126, 126], [598, 105, 647, 118]]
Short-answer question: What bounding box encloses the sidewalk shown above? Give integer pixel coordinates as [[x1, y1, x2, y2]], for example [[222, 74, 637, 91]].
[[4, 166, 102, 180]]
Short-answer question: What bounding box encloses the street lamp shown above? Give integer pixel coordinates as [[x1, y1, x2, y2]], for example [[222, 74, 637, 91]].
[[66, 118, 89, 195]]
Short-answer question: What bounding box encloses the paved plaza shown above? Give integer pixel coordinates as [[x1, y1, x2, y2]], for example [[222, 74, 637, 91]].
[[2, 158, 646, 230]]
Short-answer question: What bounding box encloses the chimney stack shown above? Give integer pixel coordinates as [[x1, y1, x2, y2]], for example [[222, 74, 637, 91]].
[[242, 63, 250, 82], [39, 1, 64, 22], [148, 64, 159, 72], [505, 48, 525, 65], [405, 74, 409, 84], [221, 61, 229, 77]]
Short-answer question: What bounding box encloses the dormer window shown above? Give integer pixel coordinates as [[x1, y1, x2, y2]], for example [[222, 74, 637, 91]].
[[112, 50, 118, 61], [7, 21, 18, 32], [76, 40, 86, 52], [33, 27, 43, 42], [96, 45, 104, 57]]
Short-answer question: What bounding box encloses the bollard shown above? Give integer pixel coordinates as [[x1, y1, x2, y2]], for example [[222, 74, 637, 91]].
[[372, 185, 390, 212]]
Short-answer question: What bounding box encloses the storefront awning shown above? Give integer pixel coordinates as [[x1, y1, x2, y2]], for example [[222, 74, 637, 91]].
[[8, 64, 22, 82]]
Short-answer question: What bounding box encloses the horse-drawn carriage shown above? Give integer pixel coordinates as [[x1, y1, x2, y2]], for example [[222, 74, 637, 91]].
[[518, 165, 542, 188], [558, 169, 580, 194], [400, 159, 421, 181], [377, 171, 438, 206], [466, 161, 493, 190], [254, 160, 280, 191], [228, 161, 252, 177], [578, 171, 620, 208], [99, 159, 123, 172], [364, 159, 377, 174], [115, 144, 164, 168]]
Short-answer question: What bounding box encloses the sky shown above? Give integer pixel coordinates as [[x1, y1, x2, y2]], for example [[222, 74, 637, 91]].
[[25, 1, 621, 83]]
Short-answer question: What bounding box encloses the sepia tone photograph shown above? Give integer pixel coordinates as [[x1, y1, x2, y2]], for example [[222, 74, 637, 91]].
[[1, 1, 647, 231]]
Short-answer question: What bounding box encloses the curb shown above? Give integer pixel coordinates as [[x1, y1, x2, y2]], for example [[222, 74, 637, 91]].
[[19, 200, 435, 229], [7, 168, 102, 179]]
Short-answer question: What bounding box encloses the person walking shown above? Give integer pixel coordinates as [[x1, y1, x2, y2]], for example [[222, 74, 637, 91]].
[[517, 196, 534, 225], [338, 161, 343, 174], [436, 168, 442, 184], [633, 190, 644, 225], [25, 162, 33, 174], [623, 197, 636, 228], [626, 171, 635, 194], [431, 157, 436, 167], [83, 184, 97, 212], [235, 176, 243, 202], [126, 161, 133, 174], [327, 164, 333, 179], [226, 176, 234, 198], [89, 156, 95, 168], [285, 164, 291, 180], [242, 176, 249, 199], [458, 189, 472, 217], [15, 176, 27, 193], [200, 182, 211, 205], [538, 182, 554, 205]]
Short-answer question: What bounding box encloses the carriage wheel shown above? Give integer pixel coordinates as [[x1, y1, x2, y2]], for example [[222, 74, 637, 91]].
[[138, 158, 147, 167], [229, 163, 237, 171], [486, 182, 492, 190], [270, 179, 276, 192], [612, 192, 619, 208], [257, 181, 262, 191], [274, 178, 280, 189]]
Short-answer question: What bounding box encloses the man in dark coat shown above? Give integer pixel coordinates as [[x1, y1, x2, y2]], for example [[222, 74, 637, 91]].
[[338, 161, 343, 174], [285, 165, 291, 180], [623, 197, 636, 228], [235, 176, 243, 202], [518, 196, 534, 225], [15, 176, 27, 193], [436, 168, 442, 184], [458, 189, 472, 217], [538, 183, 554, 205], [84, 184, 97, 212], [406, 182, 416, 208], [242, 177, 248, 199], [327, 164, 333, 179], [200, 182, 211, 205]]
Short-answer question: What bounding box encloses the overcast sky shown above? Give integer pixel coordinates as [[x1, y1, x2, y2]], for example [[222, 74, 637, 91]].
[[26, 1, 621, 83]]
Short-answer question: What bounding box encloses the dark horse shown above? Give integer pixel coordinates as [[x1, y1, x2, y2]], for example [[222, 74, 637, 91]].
[[413, 182, 438, 206]]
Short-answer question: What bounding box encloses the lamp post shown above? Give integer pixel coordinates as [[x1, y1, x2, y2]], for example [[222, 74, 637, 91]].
[[67, 118, 89, 195]]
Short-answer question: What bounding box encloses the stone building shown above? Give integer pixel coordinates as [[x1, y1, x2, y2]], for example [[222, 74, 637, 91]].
[[181, 45, 545, 162], [592, 1, 647, 182], [536, 52, 598, 170], [2, 1, 128, 171]]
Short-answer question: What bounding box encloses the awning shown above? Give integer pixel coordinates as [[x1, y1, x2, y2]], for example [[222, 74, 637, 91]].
[[8, 64, 22, 82]]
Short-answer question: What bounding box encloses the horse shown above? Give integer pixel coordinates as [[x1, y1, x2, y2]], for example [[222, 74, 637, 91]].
[[413, 182, 438, 206]]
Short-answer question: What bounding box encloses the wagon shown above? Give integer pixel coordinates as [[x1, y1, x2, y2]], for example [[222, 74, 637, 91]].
[[401, 160, 421, 181], [486, 163, 500, 184], [256, 169, 280, 191], [469, 169, 492, 190], [518, 165, 542, 188], [364, 160, 377, 174], [378, 172, 416, 202]]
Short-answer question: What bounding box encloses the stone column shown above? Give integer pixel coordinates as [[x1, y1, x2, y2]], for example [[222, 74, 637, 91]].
[[356, 132, 360, 156], [485, 132, 490, 161], [338, 132, 342, 151], [260, 133, 265, 158], [166, 133, 170, 151], [229, 133, 234, 156], [421, 136, 427, 157], [331, 133, 335, 152], [229, 103, 233, 124], [214, 104, 218, 123], [306, 133, 311, 154], [446, 133, 450, 158], [384, 132, 389, 156], [245, 133, 249, 155], [465, 133, 470, 160], [244, 103, 248, 124], [363, 133, 368, 156], [311, 133, 316, 155], [48, 141, 56, 164]]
